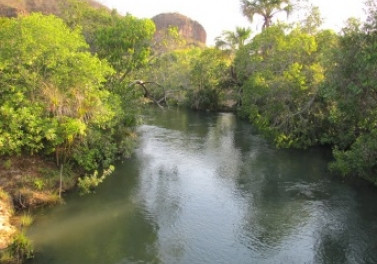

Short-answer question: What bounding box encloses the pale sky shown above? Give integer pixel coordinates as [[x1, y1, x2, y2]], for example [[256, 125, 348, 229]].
[[96, 0, 366, 45]]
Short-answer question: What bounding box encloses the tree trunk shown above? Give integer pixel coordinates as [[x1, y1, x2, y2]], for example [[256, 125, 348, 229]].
[[59, 164, 63, 199]]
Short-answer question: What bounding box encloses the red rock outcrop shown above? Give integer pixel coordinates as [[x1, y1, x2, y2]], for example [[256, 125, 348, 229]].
[[152, 13, 207, 46]]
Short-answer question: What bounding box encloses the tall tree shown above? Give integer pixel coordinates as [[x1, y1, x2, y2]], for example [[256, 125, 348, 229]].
[[94, 14, 155, 83], [241, 0, 293, 29], [215, 27, 252, 51]]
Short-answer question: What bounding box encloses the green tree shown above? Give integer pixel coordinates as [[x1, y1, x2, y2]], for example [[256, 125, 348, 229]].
[[141, 47, 201, 106], [57, 0, 155, 83], [90, 14, 156, 134], [94, 14, 155, 83], [241, 0, 293, 29], [0, 14, 114, 166], [325, 3, 377, 183], [131, 26, 191, 107], [301, 6, 323, 35], [188, 48, 232, 110], [235, 24, 336, 148], [58, 1, 157, 140], [58, 0, 114, 47]]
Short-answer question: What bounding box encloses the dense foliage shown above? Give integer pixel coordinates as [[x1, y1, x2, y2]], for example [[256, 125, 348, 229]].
[[234, 0, 377, 184], [0, 14, 113, 161], [139, 27, 235, 111], [187, 48, 233, 110], [325, 4, 377, 183], [236, 25, 336, 148], [0, 10, 154, 174]]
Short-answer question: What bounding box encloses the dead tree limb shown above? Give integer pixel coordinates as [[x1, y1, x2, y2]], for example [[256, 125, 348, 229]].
[[129, 80, 168, 108]]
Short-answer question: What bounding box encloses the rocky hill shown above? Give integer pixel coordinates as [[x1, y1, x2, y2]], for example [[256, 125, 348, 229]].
[[152, 13, 207, 46], [0, 0, 107, 17]]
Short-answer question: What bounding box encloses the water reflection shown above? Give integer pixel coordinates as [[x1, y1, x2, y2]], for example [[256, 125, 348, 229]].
[[28, 108, 377, 264]]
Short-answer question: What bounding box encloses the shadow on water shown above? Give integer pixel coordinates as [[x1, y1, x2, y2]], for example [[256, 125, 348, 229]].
[[27, 160, 161, 264], [28, 108, 377, 264]]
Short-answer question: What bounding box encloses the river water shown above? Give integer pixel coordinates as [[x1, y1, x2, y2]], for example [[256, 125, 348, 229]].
[[27, 109, 377, 264]]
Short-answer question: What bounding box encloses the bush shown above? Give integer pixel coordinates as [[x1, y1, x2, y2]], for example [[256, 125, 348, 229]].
[[9, 233, 33, 262]]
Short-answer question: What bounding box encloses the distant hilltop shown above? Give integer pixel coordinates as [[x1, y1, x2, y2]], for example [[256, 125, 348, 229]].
[[0, 0, 107, 17], [152, 13, 207, 46]]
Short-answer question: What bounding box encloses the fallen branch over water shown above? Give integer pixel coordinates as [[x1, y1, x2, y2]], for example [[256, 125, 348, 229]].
[[129, 80, 168, 109]]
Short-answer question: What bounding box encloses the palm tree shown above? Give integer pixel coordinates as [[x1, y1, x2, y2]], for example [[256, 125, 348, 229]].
[[241, 0, 293, 29], [234, 27, 252, 48], [215, 27, 252, 51], [222, 30, 238, 50], [215, 37, 228, 50]]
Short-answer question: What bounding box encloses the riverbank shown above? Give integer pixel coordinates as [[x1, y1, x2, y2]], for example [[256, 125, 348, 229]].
[[0, 156, 77, 261]]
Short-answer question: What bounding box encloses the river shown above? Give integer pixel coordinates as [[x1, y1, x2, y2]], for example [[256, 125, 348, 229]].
[[27, 108, 377, 264]]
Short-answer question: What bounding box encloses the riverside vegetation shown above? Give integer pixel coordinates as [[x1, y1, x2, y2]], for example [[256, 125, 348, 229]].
[[1, 0, 377, 262]]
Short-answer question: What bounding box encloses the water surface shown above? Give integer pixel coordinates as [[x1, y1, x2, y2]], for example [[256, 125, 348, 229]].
[[28, 109, 377, 264]]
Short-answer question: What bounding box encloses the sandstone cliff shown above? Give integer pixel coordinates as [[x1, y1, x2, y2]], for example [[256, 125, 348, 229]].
[[152, 13, 207, 46]]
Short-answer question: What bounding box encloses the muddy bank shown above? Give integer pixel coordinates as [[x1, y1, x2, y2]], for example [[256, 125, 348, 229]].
[[0, 156, 76, 252]]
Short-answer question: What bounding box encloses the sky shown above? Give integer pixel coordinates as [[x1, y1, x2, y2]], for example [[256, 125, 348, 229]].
[[96, 0, 366, 45]]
